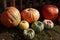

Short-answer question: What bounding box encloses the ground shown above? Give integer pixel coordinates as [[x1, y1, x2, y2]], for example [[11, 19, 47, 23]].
[[0, 22, 60, 40]]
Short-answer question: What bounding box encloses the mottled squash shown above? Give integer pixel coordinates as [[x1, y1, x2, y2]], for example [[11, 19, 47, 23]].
[[23, 28, 35, 39], [43, 19, 54, 29]]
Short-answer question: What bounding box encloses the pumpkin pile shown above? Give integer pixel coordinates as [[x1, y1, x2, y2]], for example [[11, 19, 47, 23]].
[[0, 4, 60, 39]]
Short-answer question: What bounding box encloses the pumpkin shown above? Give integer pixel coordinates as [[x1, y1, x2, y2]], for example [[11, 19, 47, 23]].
[[43, 19, 54, 29], [23, 28, 35, 39], [41, 4, 59, 20], [21, 8, 40, 23], [31, 21, 44, 33], [1, 7, 21, 27]]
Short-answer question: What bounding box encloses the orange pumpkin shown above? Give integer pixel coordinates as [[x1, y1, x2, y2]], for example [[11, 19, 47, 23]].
[[21, 8, 40, 23], [1, 7, 21, 27]]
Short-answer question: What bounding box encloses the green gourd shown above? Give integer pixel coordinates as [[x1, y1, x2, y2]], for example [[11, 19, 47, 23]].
[[31, 21, 44, 33]]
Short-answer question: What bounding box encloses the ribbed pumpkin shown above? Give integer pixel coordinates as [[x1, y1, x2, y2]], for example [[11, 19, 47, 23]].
[[23, 28, 35, 39], [1, 7, 21, 27], [21, 8, 40, 23], [31, 21, 44, 33], [43, 19, 54, 29]]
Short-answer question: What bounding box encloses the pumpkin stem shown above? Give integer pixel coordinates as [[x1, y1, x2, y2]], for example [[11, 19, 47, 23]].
[[47, 21, 51, 24], [22, 21, 25, 23], [28, 8, 31, 11], [28, 29, 32, 33], [37, 22, 42, 25]]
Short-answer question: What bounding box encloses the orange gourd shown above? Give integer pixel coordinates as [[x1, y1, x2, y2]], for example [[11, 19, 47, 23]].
[[21, 8, 40, 23], [1, 7, 21, 27]]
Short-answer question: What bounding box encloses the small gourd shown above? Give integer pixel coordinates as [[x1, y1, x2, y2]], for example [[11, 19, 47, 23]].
[[23, 28, 35, 39], [19, 20, 29, 30], [31, 21, 44, 33], [43, 19, 54, 29]]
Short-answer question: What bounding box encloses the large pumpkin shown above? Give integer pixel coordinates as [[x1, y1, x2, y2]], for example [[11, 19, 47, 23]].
[[41, 4, 59, 20], [1, 7, 21, 27], [21, 8, 40, 23]]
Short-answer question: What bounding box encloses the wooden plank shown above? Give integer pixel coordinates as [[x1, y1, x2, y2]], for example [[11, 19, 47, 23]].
[[19, 0, 22, 11], [1, 0, 7, 11], [10, 0, 15, 7]]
